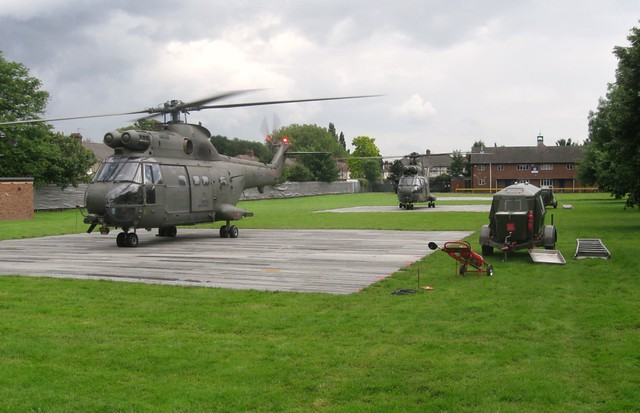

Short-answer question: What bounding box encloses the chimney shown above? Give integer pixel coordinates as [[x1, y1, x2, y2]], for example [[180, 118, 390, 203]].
[[426, 149, 431, 155]]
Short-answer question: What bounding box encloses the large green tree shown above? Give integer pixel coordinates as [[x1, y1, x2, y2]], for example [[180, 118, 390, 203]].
[[0, 52, 96, 188], [348, 136, 382, 184], [274, 124, 346, 182], [210, 134, 274, 163], [386, 159, 405, 191], [579, 24, 640, 207], [448, 150, 468, 177]]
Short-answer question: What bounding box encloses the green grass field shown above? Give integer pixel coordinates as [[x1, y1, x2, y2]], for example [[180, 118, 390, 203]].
[[0, 192, 638, 412]]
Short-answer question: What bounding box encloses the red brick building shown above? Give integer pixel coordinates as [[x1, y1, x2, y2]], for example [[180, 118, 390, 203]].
[[0, 178, 34, 220], [468, 136, 584, 192]]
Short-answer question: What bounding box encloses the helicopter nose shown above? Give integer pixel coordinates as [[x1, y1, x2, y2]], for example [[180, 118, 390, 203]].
[[85, 184, 108, 215]]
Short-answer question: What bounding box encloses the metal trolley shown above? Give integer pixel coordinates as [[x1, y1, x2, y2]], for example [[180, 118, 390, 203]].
[[428, 241, 494, 277]]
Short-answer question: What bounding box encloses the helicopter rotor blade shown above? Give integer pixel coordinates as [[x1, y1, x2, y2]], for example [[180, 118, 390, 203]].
[[0, 109, 151, 126], [0, 92, 382, 126], [198, 95, 383, 110], [137, 90, 265, 121], [172, 90, 262, 112]]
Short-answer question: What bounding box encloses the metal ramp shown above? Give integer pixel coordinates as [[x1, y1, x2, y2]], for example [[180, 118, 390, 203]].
[[574, 239, 611, 259]]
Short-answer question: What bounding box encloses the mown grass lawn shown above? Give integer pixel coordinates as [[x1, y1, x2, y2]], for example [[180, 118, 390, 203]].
[[0, 192, 638, 412]]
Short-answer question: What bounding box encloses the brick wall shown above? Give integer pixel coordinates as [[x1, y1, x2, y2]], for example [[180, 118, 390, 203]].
[[472, 163, 583, 190], [0, 179, 34, 220]]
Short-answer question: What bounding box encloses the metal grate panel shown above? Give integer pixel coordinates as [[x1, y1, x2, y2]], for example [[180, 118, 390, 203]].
[[574, 239, 611, 259]]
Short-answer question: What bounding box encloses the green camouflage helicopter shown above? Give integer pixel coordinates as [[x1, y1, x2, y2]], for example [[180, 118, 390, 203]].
[[1, 91, 376, 247], [396, 152, 437, 209]]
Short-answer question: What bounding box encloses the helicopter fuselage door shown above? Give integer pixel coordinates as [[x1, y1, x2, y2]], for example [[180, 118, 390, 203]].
[[143, 163, 163, 205], [187, 166, 214, 213], [142, 162, 165, 224], [160, 164, 190, 214]]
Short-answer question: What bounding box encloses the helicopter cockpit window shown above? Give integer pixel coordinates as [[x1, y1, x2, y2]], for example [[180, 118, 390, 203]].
[[192, 176, 201, 185], [399, 175, 420, 186], [94, 160, 142, 184], [144, 163, 162, 185]]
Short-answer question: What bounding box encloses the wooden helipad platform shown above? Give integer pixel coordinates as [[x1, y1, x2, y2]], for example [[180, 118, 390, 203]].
[[0, 229, 472, 294]]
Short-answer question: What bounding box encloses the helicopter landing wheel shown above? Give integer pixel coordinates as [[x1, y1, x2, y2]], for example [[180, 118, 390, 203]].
[[126, 233, 139, 248], [116, 232, 138, 247], [219, 225, 239, 238], [158, 226, 177, 237], [116, 232, 126, 247]]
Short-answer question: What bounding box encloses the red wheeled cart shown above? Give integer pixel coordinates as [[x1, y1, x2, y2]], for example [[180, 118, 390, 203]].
[[428, 241, 494, 277]]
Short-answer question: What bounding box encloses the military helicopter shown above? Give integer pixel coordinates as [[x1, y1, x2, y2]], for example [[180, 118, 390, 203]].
[[396, 152, 437, 209], [1, 91, 377, 247]]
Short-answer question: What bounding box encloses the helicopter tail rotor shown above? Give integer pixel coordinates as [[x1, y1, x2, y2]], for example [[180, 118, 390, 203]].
[[261, 113, 283, 146]]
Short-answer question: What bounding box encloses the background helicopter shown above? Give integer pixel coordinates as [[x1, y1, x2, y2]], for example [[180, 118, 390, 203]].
[[396, 152, 437, 209], [1, 91, 377, 247]]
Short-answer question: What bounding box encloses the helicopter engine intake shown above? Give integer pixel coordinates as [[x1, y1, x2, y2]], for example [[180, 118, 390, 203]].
[[103, 131, 122, 148], [103, 130, 151, 151], [121, 131, 151, 151]]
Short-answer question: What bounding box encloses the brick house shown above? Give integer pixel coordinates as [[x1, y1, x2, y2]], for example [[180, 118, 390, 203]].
[[397, 150, 453, 177], [468, 136, 584, 192]]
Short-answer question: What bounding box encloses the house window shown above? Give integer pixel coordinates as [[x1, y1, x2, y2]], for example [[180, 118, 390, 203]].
[[478, 164, 485, 171], [541, 179, 553, 187], [566, 164, 574, 170], [517, 164, 529, 171], [478, 178, 486, 186], [497, 164, 504, 171], [541, 164, 553, 170]]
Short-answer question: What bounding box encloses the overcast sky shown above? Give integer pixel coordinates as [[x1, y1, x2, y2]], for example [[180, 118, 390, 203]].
[[1, 1, 637, 156]]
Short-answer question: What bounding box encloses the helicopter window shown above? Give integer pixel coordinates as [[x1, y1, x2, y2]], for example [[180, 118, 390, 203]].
[[143, 164, 162, 184], [399, 176, 419, 186], [178, 175, 187, 186], [193, 176, 201, 185], [94, 160, 142, 183], [202, 176, 210, 185]]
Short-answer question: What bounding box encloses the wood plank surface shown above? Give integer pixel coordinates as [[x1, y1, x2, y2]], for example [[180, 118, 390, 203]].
[[0, 229, 471, 294]]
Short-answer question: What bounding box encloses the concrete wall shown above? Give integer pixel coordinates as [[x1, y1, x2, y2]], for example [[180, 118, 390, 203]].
[[240, 181, 361, 200], [0, 178, 34, 220]]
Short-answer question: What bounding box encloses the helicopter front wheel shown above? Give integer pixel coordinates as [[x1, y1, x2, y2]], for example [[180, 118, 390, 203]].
[[116, 232, 138, 248], [220, 224, 239, 238]]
